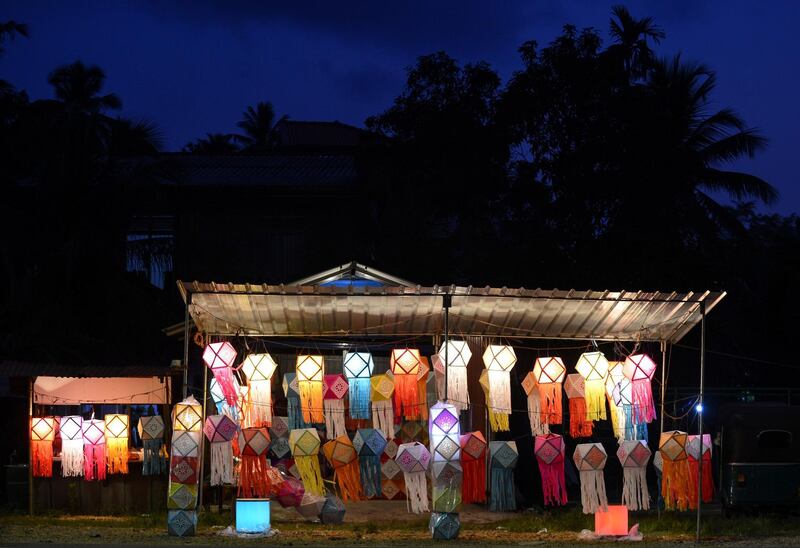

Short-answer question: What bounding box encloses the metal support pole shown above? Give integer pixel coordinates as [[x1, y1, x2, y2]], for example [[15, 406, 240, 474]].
[[182, 297, 191, 399], [28, 377, 34, 516], [660, 340, 666, 434], [443, 293, 451, 402], [197, 359, 208, 513], [696, 300, 706, 543]]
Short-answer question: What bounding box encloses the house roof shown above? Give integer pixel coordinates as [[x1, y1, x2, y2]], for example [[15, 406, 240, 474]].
[[276, 120, 368, 148]]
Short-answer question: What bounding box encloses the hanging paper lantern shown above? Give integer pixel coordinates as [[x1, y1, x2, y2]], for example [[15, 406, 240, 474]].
[[396, 441, 431, 513], [138, 415, 166, 476], [31, 417, 55, 478], [521, 372, 549, 437], [370, 373, 395, 439], [167, 509, 197, 537], [82, 418, 106, 481], [289, 428, 325, 496], [59, 416, 84, 478], [282, 372, 309, 430], [573, 443, 608, 514], [390, 348, 423, 420], [238, 427, 273, 498], [296, 355, 325, 424], [277, 475, 305, 508], [533, 357, 566, 425], [613, 379, 647, 441], [353, 428, 388, 498], [605, 361, 626, 440], [659, 430, 690, 511], [564, 373, 593, 438], [343, 351, 374, 420], [241, 353, 278, 427], [575, 351, 609, 421], [437, 340, 472, 412], [430, 512, 460, 540], [323, 374, 349, 439], [322, 435, 363, 501], [380, 455, 405, 501], [104, 414, 130, 475], [489, 441, 518, 512], [482, 344, 517, 416], [616, 440, 651, 511], [534, 433, 567, 506], [622, 354, 657, 424], [174, 398, 203, 432], [203, 341, 239, 407], [460, 431, 487, 504], [320, 493, 346, 524], [210, 377, 241, 419], [479, 370, 509, 432], [429, 402, 462, 515], [203, 414, 238, 486], [687, 434, 714, 507], [431, 354, 446, 401]]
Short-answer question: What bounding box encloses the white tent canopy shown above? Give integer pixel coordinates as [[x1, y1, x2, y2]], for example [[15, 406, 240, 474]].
[[33, 376, 171, 405]]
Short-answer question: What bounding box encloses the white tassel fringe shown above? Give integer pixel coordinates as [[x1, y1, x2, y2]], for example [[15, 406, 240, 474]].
[[579, 469, 608, 514], [324, 399, 347, 439], [372, 400, 394, 439], [404, 471, 429, 514], [210, 441, 234, 486], [622, 467, 650, 511], [61, 440, 85, 477]]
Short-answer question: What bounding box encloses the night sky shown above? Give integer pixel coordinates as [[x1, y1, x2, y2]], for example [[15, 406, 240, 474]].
[[3, 1, 798, 214]]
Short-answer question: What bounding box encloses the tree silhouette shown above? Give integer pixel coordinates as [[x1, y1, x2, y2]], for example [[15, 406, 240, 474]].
[[607, 5, 665, 81], [47, 61, 122, 113], [183, 132, 238, 154], [234, 101, 287, 151]]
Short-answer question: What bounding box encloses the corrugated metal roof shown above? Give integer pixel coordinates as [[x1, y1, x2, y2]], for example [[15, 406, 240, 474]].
[[177, 281, 725, 343]]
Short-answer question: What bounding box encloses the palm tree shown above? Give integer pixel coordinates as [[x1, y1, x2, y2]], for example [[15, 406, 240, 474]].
[[47, 61, 121, 113], [183, 133, 238, 154], [234, 101, 287, 151], [0, 20, 28, 56], [607, 5, 665, 81]]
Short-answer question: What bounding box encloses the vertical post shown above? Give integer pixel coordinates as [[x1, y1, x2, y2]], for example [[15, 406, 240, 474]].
[[443, 293, 452, 402], [660, 340, 666, 434], [28, 377, 34, 516], [197, 359, 208, 513], [182, 296, 191, 399], [696, 299, 706, 543]]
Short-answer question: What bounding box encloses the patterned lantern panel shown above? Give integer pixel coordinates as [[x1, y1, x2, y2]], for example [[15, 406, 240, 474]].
[[572, 442, 608, 514], [269, 416, 290, 439], [437, 340, 472, 411], [168, 482, 198, 509], [172, 431, 201, 458], [167, 509, 197, 537], [174, 400, 203, 432], [430, 512, 460, 540], [534, 434, 567, 506], [170, 456, 200, 485]]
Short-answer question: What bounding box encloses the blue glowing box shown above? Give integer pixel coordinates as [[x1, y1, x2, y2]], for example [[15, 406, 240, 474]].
[[236, 499, 270, 534]]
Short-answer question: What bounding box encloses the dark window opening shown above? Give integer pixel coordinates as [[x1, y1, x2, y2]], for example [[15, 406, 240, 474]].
[[757, 429, 792, 450]]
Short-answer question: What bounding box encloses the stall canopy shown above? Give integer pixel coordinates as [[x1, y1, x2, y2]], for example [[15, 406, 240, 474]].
[[34, 376, 171, 405], [177, 262, 725, 343]]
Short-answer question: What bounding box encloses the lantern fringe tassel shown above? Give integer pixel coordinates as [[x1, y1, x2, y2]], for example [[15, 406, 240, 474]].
[[539, 383, 563, 425], [662, 459, 691, 511], [488, 371, 512, 414], [538, 460, 567, 506], [623, 405, 648, 441], [527, 391, 550, 437], [295, 455, 325, 496], [568, 398, 594, 438], [106, 438, 129, 474], [394, 374, 421, 420], [405, 471, 429, 514], [622, 466, 650, 511], [447, 368, 470, 412], [142, 439, 166, 476], [299, 381, 324, 424], [608, 398, 625, 440], [359, 456, 382, 498], [334, 460, 364, 502], [247, 382, 273, 427], [239, 454, 271, 498], [324, 399, 347, 439], [83, 444, 106, 481], [462, 457, 486, 504], [348, 378, 371, 420], [287, 396, 308, 430], [578, 469, 608, 514], [489, 468, 516, 511], [214, 366, 240, 408], [32, 441, 53, 478], [488, 409, 510, 432], [371, 401, 394, 440], [631, 380, 656, 424], [584, 381, 607, 421], [688, 457, 714, 507], [61, 441, 84, 477], [210, 442, 234, 486]]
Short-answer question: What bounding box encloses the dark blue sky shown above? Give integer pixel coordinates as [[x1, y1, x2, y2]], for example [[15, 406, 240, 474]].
[[3, 1, 798, 214]]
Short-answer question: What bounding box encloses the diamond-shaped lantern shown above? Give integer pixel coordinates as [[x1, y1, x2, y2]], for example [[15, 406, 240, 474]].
[[270, 436, 291, 460], [297, 354, 324, 382], [353, 428, 387, 457], [460, 431, 487, 462], [170, 456, 199, 484], [289, 428, 321, 457], [438, 340, 472, 367], [202, 341, 237, 370], [320, 494, 346, 524], [617, 440, 652, 467], [384, 438, 399, 459], [623, 354, 657, 381], [167, 509, 197, 537], [576, 351, 610, 380], [60, 416, 82, 441], [138, 416, 165, 441], [282, 372, 300, 398], [381, 478, 404, 500], [391, 348, 422, 375], [396, 442, 431, 474], [534, 433, 565, 465], [172, 431, 201, 457], [370, 373, 394, 401], [482, 345, 517, 371], [296, 492, 326, 520], [82, 419, 105, 446], [31, 417, 55, 441], [269, 416, 290, 439], [323, 435, 358, 467], [605, 361, 625, 398], [533, 357, 566, 384], [521, 371, 537, 396], [239, 427, 271, 456], [104, 414, 129, 439], [431, 461, 463, 484], [381, 457, 402, 479], [241, 352, 278, 382], [687, 434, 712, 461], [659, 430, 688, 462], [489, 441, 518, 469], [203, 414, 238, 443], [277, 475, 305, 508], [323, 374, 349, 400], [653, 450, 663, 473], [167, 482, 198, 509], [174, 401, 203, 432], [573, 443, 607, 471], [401, 421, 424, 443], [564, 373, 585, 399], [430, 512, 460, 540], [612, 378, 633, 406], [343, 351, 374, 379]]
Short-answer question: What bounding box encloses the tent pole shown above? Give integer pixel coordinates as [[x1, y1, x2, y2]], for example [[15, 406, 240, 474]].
[[197, 359, 208, 514], [660, 340, 666, 434], [182, 295, 191, 399], [443, 293, 451, 402], [28, 377, 33, 516], [696, 300, 706, 543]]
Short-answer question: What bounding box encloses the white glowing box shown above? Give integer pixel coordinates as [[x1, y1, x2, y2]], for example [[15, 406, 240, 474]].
[[236, 499, 270, 533]]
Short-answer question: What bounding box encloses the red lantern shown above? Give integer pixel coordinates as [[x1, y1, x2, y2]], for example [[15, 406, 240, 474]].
[[391, 349, 423, 420]]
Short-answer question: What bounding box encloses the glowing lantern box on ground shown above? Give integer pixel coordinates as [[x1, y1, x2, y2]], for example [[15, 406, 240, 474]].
[[320, 493, 346, 524], [595, 505, 628, 536], [168, 509, 197, 537], [236, 499, 270, 533]]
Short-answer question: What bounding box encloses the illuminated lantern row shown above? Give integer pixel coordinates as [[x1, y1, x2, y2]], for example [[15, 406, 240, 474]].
[[617, 440, 651, 511], [31, 417, 55, 478], [137, 415, 166, 476], [564, 374, 593, 438], [282, 373, 309, 430], [489, 441, 518, 512], [105, 414, 130, 475], [659, 430, 690, 511], [623, 354, 657, 424], [521, 372, 549, 437], [167, 396, 202, 537], [353, 428, 388, 498], [533, 357, 566, 425], [203, 342, 239, 407], [323, 435, 363, 502], [429, 401, 462, 539], [460, 431, 487, 504], [323, 374, 349, 439], [572, 442, 608, 514], [575, 351, 609, 421], [687, 434, 714, 507], [479, 370, 508, 432], [203, 414, 238, 486], [289, 428, 325, 496], [241, 353, 278, 427], [396, 441, 431, 513], [82, 418, 106, 481], [482, 345, 517, 431], [59, 416, 84, 478], [370, 373, 395, 440], [534, 433, 567, 506], [391, 348, 423, 420], [343, 351, 373, 420], [238, 427, 272, 498], [296, 355, 325, 424], [605, 361, 626, 440], [438, 341, 471, 412]]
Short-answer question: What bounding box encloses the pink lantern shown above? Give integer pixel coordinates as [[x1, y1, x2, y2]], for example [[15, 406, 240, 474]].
[[622, 354, 657, 424], [203, 342, 239, 407]]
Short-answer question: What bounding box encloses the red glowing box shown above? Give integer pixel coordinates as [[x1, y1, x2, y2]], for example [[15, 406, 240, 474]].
[[595, 505, 628, 536]]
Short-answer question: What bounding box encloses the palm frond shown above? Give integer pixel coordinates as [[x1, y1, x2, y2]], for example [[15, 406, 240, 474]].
[[699, 168, 778, 205], [700, 129, 767, 163]]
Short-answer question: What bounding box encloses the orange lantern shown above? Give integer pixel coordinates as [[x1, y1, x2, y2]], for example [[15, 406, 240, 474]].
[[533, 357, 566, 425], [104, 414, 130, 474], [391, 348, 423, 420], [31, 417, 55, 478], [296, 355, 325, 424]]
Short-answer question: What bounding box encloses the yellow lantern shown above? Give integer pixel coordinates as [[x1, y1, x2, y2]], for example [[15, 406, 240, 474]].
[[31, 417, 55, 478], [296, 355, 325, 424], [104, 414, 130, 474], [241, 353, 278, 427], [575, 351, 609, 420]]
